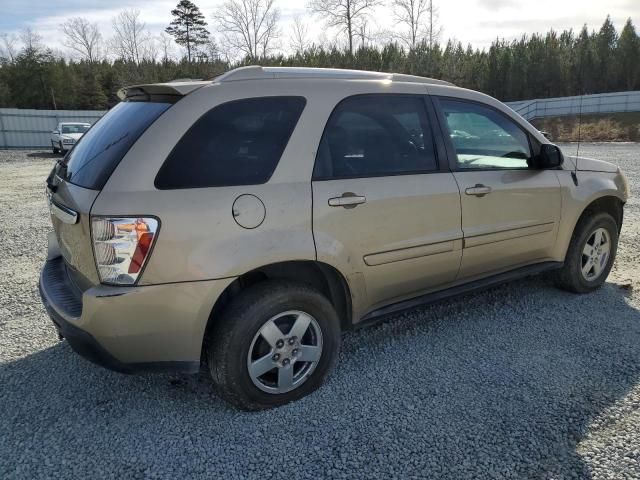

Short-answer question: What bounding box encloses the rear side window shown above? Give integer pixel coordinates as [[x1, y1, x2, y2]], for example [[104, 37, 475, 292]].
[[313, 95, 437, 180], [155, 96, 306, 189], [63, 101, 172, 190]]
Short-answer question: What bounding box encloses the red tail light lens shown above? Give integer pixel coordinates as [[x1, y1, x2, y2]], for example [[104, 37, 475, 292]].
[[91, 217, 159, 285], [129, 232, 154, 274]]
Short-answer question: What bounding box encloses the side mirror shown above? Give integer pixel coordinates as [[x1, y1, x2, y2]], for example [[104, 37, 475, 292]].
[[52, 130, 59, 134], [539, 144, 564, 169]]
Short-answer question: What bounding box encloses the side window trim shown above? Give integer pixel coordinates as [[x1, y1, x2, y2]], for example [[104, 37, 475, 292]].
[[432, 95, 536, 172], [312, 93, 442, 181], [424, 95, 453, 173]]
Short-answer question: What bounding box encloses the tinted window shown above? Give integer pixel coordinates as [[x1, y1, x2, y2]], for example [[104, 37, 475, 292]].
[[439, 99, 531, 169], [313, 95, 437, 179], [63, 102, 171, 189], [155, 96, 306, 189]]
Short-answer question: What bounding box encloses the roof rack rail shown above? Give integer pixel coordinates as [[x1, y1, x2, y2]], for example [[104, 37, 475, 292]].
[[216, 66, 454, 86]]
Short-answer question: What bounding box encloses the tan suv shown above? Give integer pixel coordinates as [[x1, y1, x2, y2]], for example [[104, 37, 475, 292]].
[[40, 66, 629, 410]]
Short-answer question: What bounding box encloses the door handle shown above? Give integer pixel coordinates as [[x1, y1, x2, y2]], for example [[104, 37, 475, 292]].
[[465, 184, 492, 197], [328, 193, 366, 208]]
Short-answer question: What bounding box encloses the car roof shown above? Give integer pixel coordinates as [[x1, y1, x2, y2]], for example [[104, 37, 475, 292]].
[[214, 66, 454, 86], [118, 66, 455, 99]]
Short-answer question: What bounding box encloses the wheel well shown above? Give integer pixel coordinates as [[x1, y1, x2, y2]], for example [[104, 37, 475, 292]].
[[202, 261, 352, 358], [577, 196, 624, 233]]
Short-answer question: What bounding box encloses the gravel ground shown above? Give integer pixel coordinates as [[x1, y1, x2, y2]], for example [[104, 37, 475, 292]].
[[0, 144, 639, 479]]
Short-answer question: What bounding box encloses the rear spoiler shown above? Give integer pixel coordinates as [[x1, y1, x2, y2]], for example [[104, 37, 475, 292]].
[[117, 80, 210, 101]]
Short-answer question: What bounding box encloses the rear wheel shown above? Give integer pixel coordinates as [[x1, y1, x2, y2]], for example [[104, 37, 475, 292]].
[[555, 212, 618, 293], [207, 281, 341, 410]]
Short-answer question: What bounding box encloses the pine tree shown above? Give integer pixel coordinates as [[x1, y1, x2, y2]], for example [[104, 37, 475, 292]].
[[78, 71, 108, 109], [594, 15, 619, 92], [574, 25, 596, 94], [165, 0, 210, 63], [617, 19, 640, 90]]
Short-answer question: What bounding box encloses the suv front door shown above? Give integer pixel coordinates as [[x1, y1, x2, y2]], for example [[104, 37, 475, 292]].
[[312, 94, 463, 313], [435, 97, 561, 279]]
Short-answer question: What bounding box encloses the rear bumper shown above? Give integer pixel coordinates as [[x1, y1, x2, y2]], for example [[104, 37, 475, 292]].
[[39, 277, 133, 373], [39, 255, 234, 374]]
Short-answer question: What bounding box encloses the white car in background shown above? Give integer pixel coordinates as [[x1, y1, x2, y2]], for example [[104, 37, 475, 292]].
[[51, 122, 91, 154]]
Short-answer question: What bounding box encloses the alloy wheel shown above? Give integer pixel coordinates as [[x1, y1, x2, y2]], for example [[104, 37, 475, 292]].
[[247, 310, 323, 394], [580, 227, 611, 281]]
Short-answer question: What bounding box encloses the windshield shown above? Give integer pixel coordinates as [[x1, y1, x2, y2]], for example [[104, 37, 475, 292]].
[[62, 101, 172, 190], [61, 124, 90, 134]]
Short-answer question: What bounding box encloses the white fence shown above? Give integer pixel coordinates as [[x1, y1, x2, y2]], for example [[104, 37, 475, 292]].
[[1, 90, 639, 148], [0, 108, 105, 149], [505, 91, 640, 121]]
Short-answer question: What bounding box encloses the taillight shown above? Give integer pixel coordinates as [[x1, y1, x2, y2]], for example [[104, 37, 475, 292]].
[[91, 217, 159, 285]]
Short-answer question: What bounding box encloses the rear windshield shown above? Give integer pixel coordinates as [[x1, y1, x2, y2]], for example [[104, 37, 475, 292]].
[[61, 124, 90, 134], [62, 101, 172, 190]]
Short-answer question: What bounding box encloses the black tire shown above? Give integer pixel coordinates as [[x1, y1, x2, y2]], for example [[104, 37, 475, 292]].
[[554, 211, 619, 293], [52, 142, 59, 154], [208, 280, 341, 410]]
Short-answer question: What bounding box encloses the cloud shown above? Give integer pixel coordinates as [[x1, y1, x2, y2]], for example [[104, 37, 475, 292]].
[[476, 0, 517, 10]]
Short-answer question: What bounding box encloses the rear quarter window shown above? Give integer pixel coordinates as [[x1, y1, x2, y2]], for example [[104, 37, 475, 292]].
[[154, 96, 306, 189]]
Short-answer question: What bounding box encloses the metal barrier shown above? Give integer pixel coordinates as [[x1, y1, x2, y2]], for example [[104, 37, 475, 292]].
[[505, 91, 640, 121], [0, 108, 105, 149]]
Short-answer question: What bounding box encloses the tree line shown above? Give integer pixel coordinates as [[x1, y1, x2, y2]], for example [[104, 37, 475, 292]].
[[0, 0, 638, 110]]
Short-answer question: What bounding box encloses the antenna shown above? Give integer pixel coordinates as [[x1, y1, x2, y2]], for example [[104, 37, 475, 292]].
[[575, 93, 583, 159], [572, 92, 583, 186], [572, 52, 586, 187]]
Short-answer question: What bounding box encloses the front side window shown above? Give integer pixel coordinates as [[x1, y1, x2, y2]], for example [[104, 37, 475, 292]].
[[439, 98, 532, 170], [155, 96, 306, 189], [313, 95, 437, 179]]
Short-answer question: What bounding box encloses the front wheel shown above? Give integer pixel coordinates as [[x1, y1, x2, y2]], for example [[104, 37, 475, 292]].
[[555, 212, 619, 293], [52, 142, 59, 154], [208, 281, 341, 410]]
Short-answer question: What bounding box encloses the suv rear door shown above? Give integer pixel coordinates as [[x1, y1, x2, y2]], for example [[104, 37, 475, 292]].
[[312, 94, 463, 312], [433, 97, 561, 279]]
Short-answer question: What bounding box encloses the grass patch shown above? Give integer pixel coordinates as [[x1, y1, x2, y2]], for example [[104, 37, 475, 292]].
[[531, 112, 640, 142]]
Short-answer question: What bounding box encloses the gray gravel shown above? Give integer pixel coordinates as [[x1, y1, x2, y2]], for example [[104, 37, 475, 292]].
[[1, 144, 640, 479]]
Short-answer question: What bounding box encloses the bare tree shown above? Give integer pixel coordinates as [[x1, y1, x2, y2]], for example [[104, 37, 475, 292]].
[[61, 17, 102, 62], [157, 32, 175, 62], [20, 27, 44, 52], [426, 0, 442, 48], [143, 37, 160, 62], [111, 9, 150, 64], [308, 0, 379, 55], [391, 0, 426, 48], [212, 0, 281, 61], [289, 14, 310, 54], [0, 33, 18, 62], [391, 0, 441, 49], [202, 36, 221, 62], [355, 19, 374, 49]]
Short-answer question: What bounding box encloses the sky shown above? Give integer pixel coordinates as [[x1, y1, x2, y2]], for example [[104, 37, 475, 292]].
[[0, 0, 638, 56]]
